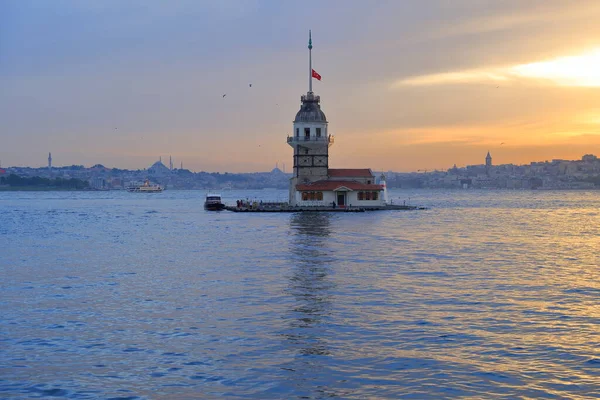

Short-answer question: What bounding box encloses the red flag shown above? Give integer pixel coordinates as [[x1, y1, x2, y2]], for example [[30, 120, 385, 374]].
[[311, 69, 322, 81]]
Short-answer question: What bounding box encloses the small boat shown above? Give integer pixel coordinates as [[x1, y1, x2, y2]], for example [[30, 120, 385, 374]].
[[204, 193, 225, 210], [127, 179, 163, 193]]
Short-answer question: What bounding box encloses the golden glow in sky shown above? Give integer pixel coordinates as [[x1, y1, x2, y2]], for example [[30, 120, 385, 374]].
[[512, 48, 600, 87], [397, 48, 600, 88]]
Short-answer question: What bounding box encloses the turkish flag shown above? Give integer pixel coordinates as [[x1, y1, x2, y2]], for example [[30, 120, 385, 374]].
[[311, 69, 322, 81]]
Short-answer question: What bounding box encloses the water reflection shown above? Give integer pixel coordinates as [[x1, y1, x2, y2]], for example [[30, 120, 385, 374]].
[[285, 213, 334, 355], [279, 213, 337, 396]]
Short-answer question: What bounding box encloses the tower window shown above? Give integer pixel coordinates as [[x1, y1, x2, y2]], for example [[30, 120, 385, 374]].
[[304, 148, 309, 155], [304, 128, 310, 139], [316, 128, 321, 137], [296, 128, 299, 137]]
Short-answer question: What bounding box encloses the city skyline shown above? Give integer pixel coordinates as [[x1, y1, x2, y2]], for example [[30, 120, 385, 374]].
[[3, 1, 600, 172], [3, 150, 596, 174], [3, 151, 598, 192]]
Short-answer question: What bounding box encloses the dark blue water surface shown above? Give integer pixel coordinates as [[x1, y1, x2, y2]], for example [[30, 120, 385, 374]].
[[1, 189, 599, 399]]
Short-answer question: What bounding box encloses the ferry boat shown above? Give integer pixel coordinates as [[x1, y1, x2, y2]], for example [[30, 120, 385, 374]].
[[127, 179, 163, 193], [204, 193, 225, 211]]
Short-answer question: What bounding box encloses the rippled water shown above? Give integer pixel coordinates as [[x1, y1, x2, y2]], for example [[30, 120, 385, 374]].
[[1, 189, 599, 399]]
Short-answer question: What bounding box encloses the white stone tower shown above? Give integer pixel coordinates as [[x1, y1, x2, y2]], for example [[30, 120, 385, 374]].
[[287, 31, 333, 204]]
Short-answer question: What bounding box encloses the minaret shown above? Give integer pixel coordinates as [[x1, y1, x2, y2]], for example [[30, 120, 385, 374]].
[[169, 156, 173, 171], [48, 152, 52, 170], [287, 30, 332, 205], [180, 161, 183, 170]]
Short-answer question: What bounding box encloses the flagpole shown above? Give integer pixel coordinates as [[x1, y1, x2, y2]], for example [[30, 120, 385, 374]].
[[308, 30, 312, 93]]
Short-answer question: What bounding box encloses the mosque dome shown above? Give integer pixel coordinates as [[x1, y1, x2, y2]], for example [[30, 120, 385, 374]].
[[294, 93, 327, 123], [148, 160, 171, 175]]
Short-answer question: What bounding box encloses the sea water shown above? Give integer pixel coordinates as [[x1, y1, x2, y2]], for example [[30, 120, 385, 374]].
[[1, 189, 599, 399]]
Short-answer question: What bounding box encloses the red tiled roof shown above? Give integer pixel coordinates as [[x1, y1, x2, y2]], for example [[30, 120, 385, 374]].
[[328, 168, 373, 178], [296, 180, 383, 191]]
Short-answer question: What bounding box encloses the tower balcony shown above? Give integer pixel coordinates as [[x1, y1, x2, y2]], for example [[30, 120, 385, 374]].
[[301, 93, 320, 103], [287, 134, 334, 148]]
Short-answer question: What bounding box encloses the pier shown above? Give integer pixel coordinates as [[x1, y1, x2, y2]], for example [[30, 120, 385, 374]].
[[224, 202, 426, 213]]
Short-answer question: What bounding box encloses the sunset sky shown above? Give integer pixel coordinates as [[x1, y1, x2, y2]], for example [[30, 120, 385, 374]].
[[2, 0, 600, 172]]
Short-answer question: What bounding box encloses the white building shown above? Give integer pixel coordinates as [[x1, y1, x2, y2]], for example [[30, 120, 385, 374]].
[[287, 32, 386, 208]]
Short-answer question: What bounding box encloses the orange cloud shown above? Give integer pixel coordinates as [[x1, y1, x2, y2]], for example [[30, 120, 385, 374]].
[[394, 47, 600, 88]]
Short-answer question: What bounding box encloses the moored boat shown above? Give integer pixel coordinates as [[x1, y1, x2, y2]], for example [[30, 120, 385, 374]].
[[204, 193, 225, 210]]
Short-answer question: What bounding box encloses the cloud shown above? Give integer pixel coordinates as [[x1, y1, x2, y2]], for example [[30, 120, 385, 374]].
[[394, 69, 510, 86], [394, 47, 600, 88], [511, 49, 600, 87], [422, 1, 600, 42]]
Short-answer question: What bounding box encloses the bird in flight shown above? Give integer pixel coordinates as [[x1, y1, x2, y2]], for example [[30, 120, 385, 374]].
[[249, 83, 252, 87], [222, 94, 226, 98], [500, 142, 505, 145], [496, 86, 499, 88]]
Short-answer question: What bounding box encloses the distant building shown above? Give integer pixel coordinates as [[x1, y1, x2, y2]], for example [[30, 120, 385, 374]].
[[148, 159, 171, 177], [582, 154, 598, 162], [485, 151, 492, 167], [90, 177, 106, 190], [48, 152, 52, 170], [271, 164, 283, 175]]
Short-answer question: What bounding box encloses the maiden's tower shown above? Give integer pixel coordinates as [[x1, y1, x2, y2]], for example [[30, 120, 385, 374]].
[[287, 32, 387, 209]]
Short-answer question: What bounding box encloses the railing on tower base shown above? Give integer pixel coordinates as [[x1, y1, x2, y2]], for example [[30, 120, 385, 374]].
[[287, 135, 334, 145]]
